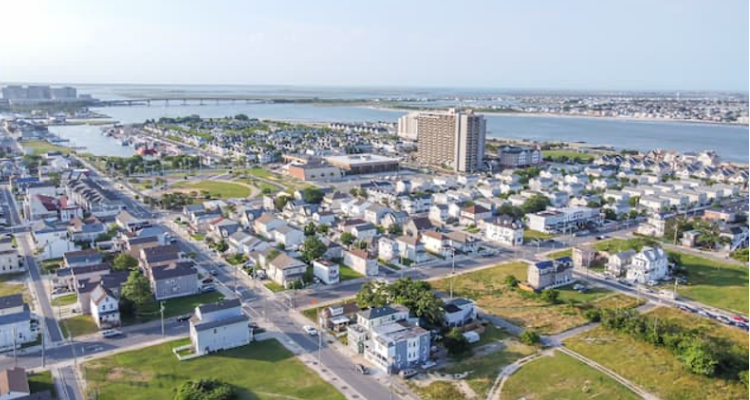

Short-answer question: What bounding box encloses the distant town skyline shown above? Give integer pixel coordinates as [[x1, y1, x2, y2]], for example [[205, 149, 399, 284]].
[[1, 0, 748, 92]]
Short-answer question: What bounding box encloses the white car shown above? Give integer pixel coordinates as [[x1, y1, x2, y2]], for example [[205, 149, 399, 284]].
[[303, 325, 318, 336], [101, 329, 123, 338]]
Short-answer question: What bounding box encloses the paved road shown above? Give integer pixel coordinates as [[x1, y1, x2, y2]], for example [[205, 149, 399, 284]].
[[75, 161, 403, 400], [1, 187, 64, 344]]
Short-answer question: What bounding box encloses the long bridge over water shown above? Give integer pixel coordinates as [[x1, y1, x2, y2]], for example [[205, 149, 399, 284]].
[[98, 98, 272, 107]]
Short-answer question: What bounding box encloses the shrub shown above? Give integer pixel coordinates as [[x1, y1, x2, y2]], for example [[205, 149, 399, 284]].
[[519, 330, 541, 346], [175, 379, 235, 400]]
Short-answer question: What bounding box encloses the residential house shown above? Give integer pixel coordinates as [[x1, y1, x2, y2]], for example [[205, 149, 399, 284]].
[[115, 211, 150, 233], [272, 226, 304, 250], [63, 249, 103, 269], [148, 261, 199, 301], [67, 217, 107, 244], [626, 247, 669, 284], [312, 260, 340, 285], [343, 249, 378, 276], [606, 250, 637, 277], [266, 253, 307, 287], [90, 283, 120, 328], [484, 216, 524, 247], [445, 231, 478, 253], [253, 213, 285, 238], [0, 295, 34, 350], [189, 299, 251, 356], [459, 204, 492, 226], [527, 257, 574, 290], [403, 217, 435, 238], [139, 244, 184, 270], [443, 298, 477, 328]]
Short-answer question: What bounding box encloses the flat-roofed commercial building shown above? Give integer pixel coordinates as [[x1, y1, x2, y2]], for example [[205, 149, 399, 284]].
[[288, 160, 342, 182], [325, 154, 400, 175]]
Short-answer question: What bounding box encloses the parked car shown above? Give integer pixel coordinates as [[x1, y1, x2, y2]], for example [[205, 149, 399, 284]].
[[200, 285, 216, 293], [303, 325, 318, 336], [399, 368, 418, 379], [176, 314, 192, 323], [101, 329, 123, 338], [210, 269, 219, 276]]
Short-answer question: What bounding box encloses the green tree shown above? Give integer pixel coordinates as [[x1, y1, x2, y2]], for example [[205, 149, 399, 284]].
[[121, 271, 153, 309], [521, 194, 550, 214], [303, 222, 317, 236], [340, 232, 356, 246], [387, 224, 402, 236], [356, 280, 388, 309], [301, 188, 325, 204], [519, 330, 541, 346], [443, 327, 470, 356], [113, 253, 138, 271], [274, 195, 290, 211], [215, 239, 229, 253], [504, 275, 518, 288], [540, 289, 560, 304], [175, 379, 235, 400], [301, 236, 327, 263], [678, 340, 718, 376]]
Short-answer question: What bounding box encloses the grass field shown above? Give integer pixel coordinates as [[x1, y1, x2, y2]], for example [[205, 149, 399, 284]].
[[431, 262, 642, 334], [28, 371, 55, 397], [124, 291, 225, 325], [338, 264, 363, 281], [40, 258, 63, 273], [22, 140, 73, 155], [502, 351, 640, 400], [545, 249, 572, 259], [51, 293, 78, 307], [523, 230, 553, 243], [0, 273, 30, 304], [594, 239, 748, 314], [566, 307, 748, 400], [171, 180, 252, 199], [438, 339, 537, 397], [669, 251, 748, 315], [592, 237, 656, 253], [83, 339, 345, 400], [60, 315, 99, 338], [542, 149, 595, 162], [411, 380, 466, 400], [264, 281, 285, 292]]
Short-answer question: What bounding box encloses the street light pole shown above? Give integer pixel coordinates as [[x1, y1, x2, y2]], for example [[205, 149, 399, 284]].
[[160, 301, 165, 338]]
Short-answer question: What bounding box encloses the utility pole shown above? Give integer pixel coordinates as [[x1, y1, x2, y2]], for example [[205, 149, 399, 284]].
[[317, 310, 322, 365], [12, 327, 17, 368], [449, 248, 456, 300], [160, 301, 165, 338], [41, 318, 45, 368]]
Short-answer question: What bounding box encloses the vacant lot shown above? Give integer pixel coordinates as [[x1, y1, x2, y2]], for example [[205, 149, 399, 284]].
[[594, 239, 748, 314], [22, 140, 73, 155], [593, 237, 656, 253], [431, 262, 642, 334], [502, 350, 640, 400], [171, 180, 252, 199], [84, 339, 345, 400], [60, 315, 99, 338], [123, 291, 224, 325], [669, 252, 748, 315], [51, 293, 78, 307], [542, 149, 595, 162], [0, 273, 30, 304], [415, 339, 537, 399], [566, 307, 747, 400], [523, 230, 553, 243], [28, 371, 55, 397]]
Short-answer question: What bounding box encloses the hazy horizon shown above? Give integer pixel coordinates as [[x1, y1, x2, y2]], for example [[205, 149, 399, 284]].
[[1, 0, 748, 92]]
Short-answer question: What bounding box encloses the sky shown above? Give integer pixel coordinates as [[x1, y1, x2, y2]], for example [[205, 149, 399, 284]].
[[0, 0, 748, 92]]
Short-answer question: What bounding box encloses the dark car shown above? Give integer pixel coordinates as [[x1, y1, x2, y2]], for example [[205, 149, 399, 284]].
[[355, 364, 368, 375], [176, 314, 192, 323]]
